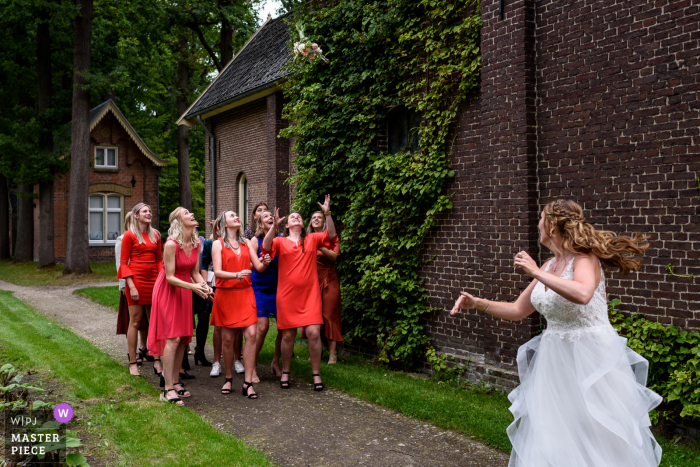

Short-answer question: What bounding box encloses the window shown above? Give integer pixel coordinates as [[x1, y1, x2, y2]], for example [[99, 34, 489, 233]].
[[238, 174, 249, 229], [95, 147, 117, 168], [89, 194, 123, 244], [388, 106, 422, 154]]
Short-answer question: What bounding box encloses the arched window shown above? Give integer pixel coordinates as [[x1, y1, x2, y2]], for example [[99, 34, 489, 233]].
[[238, 174, 249, 229], [89, 193, 123, 244]]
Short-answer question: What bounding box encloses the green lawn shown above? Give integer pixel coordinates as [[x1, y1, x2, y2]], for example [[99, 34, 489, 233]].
[[0, 290, 272, 466], [72, 286, 700, 465], [0, 260, 116, 286]]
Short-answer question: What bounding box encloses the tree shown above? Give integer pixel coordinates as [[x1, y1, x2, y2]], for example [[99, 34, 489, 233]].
[[0, 175, 10, 259], [64, 0, 93, 274], [176, 33, 192, 211]]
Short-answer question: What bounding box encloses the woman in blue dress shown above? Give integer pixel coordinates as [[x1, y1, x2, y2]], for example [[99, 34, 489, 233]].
[[249, 209, 283, 383]]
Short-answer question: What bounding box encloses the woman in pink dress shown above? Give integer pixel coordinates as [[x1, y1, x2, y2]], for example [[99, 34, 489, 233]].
[[148, 207, 212, 406]]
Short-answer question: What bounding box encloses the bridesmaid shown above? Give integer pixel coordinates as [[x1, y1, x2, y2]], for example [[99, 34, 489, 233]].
[[249, 210, 283, 384], [307, 211, 343, 364], [244, 202, 268, 240], [117, 203, 162, 377], [211, 211, 269, 398], [262, 195, 337, 391], [149, 207, 211, 406]]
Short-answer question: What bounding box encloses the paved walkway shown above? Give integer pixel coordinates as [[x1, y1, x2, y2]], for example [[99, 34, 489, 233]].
[[0, 280, 509, 467]]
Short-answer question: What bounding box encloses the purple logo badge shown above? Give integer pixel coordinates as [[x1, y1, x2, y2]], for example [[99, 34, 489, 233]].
[[53, 403, 74, 423]]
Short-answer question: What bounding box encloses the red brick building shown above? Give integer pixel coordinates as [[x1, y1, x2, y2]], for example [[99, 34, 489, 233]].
[[38, 99, 167, 262], [180, 4, 699, 385], [177, 15, 292, 231]]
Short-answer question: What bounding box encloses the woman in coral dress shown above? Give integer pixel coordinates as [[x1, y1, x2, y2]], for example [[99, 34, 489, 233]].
[[211, 210, 269, 399], [117, 203, 162, 377], [451, 199, 661, 467], [149, 207, 211, 406], [262, 195, 337, 391]]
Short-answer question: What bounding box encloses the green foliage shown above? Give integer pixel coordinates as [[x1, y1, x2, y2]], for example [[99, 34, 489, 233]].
[[609, 299, 700, 422], [282, 0, 481, 367]]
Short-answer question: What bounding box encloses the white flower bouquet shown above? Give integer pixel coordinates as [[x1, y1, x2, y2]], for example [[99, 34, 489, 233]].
[[293, 24, 328, 63]]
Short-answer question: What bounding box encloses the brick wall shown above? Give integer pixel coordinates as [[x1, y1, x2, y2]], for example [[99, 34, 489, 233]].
[[50, 111, 161, 263], [420, 0, 700, 376], [204, 92, 291, 236]]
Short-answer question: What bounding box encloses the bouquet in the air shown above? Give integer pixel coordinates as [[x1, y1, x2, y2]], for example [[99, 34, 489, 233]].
[[293, 23, 328, 63]]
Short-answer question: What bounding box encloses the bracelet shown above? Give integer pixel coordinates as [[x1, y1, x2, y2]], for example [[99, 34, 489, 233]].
[[483, 300, 490, 314], [323, 211, 331, 216], [236, 272, 239, 280]]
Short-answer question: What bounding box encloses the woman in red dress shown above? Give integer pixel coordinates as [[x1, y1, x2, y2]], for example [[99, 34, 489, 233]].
[[308, 211, 343, 364], [149, 207, 211, 406], [117, 203, 162, 377], [212, 210, 270, 399], [262, 195, 337, 391]]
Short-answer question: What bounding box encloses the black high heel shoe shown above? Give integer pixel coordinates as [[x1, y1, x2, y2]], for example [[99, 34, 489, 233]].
[[280, 371, 291, 389], [312, 374, 324, 392], [221, 377, 233, 395], [180, 371, 196, 380], [194, 347, 212, 367], [139, 347, 155, 362], [242, 381, 258, 399], [153, 358, 162, 375], [127, 354, 141, 377]]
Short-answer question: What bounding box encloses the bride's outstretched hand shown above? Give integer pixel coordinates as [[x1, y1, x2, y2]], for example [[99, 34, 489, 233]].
[[450, 291, 478, 316], [514, 250, 539, 278]]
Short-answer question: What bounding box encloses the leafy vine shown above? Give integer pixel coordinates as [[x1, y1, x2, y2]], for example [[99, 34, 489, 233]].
[[281, 0, 481, 366]]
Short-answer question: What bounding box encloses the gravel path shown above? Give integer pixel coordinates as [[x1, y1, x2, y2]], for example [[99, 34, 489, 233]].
[[0, 280, 510, 467]]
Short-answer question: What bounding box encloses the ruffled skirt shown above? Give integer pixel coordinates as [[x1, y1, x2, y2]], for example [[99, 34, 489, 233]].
[[508, 326, 662, 467]]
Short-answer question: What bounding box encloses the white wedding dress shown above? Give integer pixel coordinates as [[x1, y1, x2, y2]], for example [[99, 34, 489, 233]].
[[507, 256, 663, 467]]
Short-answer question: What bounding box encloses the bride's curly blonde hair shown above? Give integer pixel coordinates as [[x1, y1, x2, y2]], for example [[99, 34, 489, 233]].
[[168, 207, 199, 248], [543, 199, 648, 276]]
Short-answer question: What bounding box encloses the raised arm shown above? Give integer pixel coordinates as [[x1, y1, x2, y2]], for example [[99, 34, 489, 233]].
[[318, 194, 336, 240], [262, 208, 285, 252]]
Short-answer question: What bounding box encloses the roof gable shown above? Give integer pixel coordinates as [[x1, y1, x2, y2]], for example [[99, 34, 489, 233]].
[[178, 14, 292, 125], [90, 100, 167, 167]]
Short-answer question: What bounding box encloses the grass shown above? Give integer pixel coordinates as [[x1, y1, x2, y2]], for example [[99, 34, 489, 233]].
[[73, 286, 700, 465], [0, 260, 116, 287], [75, 285, 121, 310], [0, 290, 272, 466]]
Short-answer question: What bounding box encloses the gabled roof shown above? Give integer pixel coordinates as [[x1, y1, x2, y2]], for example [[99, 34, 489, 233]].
[[90, 100, 167, 167], [177, 13, 292, 126]]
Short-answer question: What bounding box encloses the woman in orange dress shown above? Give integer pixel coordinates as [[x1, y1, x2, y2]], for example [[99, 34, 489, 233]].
[[211, 210, 270, 399], [149, 207, 211, 406], [262, 195, 337, 391], [308, 211, 343, 364], [117, 203, 162, 377]]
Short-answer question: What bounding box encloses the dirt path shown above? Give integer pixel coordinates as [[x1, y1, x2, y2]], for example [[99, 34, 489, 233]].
[[0, 280, 510, 467]]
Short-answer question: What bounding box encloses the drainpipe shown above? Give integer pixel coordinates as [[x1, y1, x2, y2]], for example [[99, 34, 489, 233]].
[[197, 115, 216, 226]]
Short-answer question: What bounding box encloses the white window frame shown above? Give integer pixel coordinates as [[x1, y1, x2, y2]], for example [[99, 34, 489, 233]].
[[89, 193, 124, 245], [238, 174, 249, 230], [94, 146, 118, 168]]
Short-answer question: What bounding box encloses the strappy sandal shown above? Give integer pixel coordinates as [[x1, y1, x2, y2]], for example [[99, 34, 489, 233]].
[[153, 358, 163, 375], [174, 382, 191, 398], [127, 354, 141, 377], [139, 347, 155, 362], [221, 377, 233, 395], [160, 389, 184, 406], [242, 381, 258, 399], [328, 353, 338, 365], [312, 374, 324, 392], [280, 371, 291, 389]]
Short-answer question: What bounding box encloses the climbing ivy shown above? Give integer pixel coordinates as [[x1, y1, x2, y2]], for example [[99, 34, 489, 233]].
[[281, 0, 481, 366]]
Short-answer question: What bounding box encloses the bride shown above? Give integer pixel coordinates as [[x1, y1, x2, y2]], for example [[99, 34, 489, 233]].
[[451, 199, 662, 467]]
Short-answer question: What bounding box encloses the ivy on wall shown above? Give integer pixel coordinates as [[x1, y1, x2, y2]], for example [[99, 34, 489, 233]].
[[281, 0, 481, 366]]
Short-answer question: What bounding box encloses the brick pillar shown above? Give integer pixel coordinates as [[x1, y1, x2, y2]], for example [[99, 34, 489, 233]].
[[477, 0, 541, 365], [266, 91, 290, 213]]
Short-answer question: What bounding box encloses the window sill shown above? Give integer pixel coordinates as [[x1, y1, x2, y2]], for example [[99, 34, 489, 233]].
[[89, 242, 117, 247], [93, 167, 119, 173]]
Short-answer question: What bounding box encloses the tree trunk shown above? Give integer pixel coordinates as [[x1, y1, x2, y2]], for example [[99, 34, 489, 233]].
[[37, 4, 55, 267], [65, 0, 93, 274], [0, 175, 10, 259], [176, 34, 192, 211], [14, 185, 34, 262], [219, 0, 233, 67]]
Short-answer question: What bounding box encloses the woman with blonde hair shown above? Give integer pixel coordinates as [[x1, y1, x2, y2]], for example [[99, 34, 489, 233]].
[[148, 207, 211, 406], [117, 203, 162, 376], [211, 210, 270, 398], [451, 199, 661, 467]]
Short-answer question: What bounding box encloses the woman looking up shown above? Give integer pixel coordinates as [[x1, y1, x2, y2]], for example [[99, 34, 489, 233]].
[[117, 203, 162, 377], [249, 210, 283, 384], [149, 207, 211, 406], [307, 211, 343, 364], [211, 211, 270, 399], [244, 202, 268, 240], [451, 199, 661, 467], [262, 195, 337, 391]]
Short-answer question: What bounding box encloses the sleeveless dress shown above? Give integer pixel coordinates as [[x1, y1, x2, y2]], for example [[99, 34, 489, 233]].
[[210, 238, 258, 328], [251, 236, 279, 319], [147, 239, 198, 357], [117, 230, 162, 305], [508, 256, 662, 467]]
